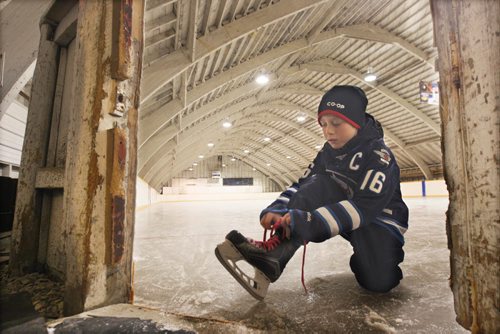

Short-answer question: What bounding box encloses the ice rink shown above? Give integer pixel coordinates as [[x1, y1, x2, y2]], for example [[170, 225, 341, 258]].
[[133, 195, 468, 333]]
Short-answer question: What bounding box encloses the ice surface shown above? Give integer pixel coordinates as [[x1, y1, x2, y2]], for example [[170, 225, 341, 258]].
[[133, 196, 468, 333]]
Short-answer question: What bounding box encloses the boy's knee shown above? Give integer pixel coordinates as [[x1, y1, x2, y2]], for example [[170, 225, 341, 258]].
[[355, 271, 402, 293], [350, 256, 402, 293]]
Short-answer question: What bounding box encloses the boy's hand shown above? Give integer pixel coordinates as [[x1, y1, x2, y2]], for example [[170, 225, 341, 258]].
[[260, 212, 283, 229], [281, 212, 292, 226]]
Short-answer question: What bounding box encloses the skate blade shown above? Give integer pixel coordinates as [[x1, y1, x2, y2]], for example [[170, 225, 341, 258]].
[[215, 239, 270, 301]]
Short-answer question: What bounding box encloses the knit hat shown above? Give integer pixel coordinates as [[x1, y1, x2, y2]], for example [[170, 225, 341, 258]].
[[317, 85, 368, 129]]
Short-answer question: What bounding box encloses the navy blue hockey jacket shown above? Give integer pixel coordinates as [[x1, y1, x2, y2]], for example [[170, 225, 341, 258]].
[[262, 114, 409, 244]]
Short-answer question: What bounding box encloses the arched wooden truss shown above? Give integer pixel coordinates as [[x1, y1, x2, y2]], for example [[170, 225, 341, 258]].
[[139, 0, 441, 190]]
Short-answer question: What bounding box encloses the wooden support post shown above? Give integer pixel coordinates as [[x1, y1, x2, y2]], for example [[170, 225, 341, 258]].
[[430, 0, 499, 333], [62, 0, 144, 315], [9, 23, 59, 275]]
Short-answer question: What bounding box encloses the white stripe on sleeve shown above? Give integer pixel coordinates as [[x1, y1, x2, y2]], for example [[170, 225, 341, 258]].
[[278, 196, 290, 203], [338, 200, 361, 230], [315, 207, 339, 236]]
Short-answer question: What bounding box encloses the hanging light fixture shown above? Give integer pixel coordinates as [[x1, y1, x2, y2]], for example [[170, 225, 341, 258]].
[[363, 66, 377, 82], [222, 120, 232, 128], [296, 113, 306, 123], [255, 73, 270, 85]]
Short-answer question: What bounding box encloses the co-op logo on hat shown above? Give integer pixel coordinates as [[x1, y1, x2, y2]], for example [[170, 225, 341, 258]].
[[318, 85, 368, 129], [326, 101, 345, 109]]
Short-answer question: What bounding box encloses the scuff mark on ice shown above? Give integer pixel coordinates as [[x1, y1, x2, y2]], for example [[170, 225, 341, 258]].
[[192, 290, 218, 305], [363, 305, 397, 333]]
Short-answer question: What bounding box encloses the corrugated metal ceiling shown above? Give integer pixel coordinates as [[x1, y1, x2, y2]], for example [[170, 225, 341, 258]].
[[0, 0, 442, 189], [139, 0, 441, 190]]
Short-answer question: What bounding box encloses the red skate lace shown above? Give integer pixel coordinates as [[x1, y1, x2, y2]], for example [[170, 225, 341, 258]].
[[261, 223, 309, 295], [252, 225, 282, 251]]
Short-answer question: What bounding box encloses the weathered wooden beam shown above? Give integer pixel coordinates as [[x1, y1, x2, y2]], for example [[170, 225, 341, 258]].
[[9, 23, 59, 275], [54, 3, 78, 46], [35, 168, 65, 189], [62, 0, 144, 315], [431, 0, 499, 333]]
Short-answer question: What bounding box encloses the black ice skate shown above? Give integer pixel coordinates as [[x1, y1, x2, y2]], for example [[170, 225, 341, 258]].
[[215, 223, 300, 300]]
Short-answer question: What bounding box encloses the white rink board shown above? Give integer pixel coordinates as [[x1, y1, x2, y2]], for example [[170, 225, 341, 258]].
[[137, 178, 449, 208]]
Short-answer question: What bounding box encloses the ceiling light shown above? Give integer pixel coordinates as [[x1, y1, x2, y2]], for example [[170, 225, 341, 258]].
[[363, 66, 377, 82], [286, 156, 291, 159], [243, 149, 250, 153], [198, 155, 204, 159], [296, 114, 306, 122], [231, 158, 236, 161], [266, 163, 271, 166], [222, 120, 232, 128], [255, 73, 270, 85], [207, 142, 214, 147], [188, 168, 193, 171], [263, 137, 271, 142], [222, 164, 226, 167], [252, 167, 256, 171], [193, 163, 198, 166]]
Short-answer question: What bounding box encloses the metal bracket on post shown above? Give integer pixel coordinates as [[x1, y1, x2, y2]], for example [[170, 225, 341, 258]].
[[110, 88, 127, 117]]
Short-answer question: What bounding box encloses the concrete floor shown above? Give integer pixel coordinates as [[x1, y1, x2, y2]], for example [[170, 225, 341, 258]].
[[133, 195, 468, 333]]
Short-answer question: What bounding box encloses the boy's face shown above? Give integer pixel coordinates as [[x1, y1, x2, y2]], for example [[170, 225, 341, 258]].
[[319, 114, 358, 149]]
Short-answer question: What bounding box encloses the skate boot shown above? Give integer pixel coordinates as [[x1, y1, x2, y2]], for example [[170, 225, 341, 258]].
[[215, 223, 300, 300]]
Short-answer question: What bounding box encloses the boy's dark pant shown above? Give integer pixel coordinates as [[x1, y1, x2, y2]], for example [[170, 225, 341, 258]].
[[287, 174, 404, 293]]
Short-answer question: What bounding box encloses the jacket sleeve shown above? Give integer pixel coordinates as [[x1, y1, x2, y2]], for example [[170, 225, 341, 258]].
[[290, 147, 399, 240], [260, 148, 325, 218]]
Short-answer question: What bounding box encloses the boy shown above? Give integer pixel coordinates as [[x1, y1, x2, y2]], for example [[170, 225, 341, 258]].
[[215, 85, 408, 300]]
